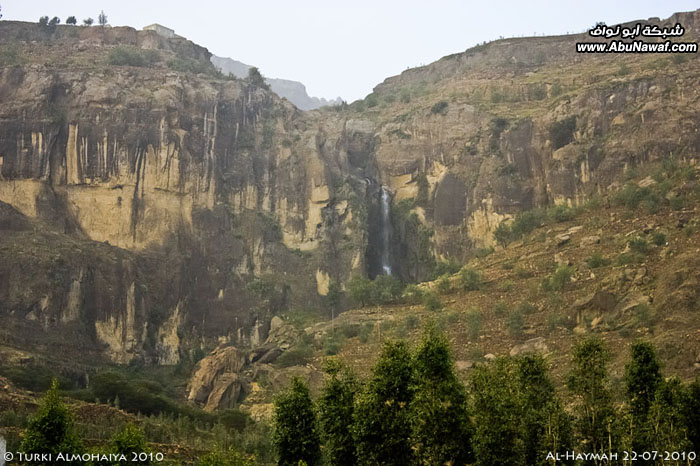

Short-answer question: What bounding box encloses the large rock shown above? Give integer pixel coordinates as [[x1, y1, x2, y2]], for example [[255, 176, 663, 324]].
[[188, 346, 245, 405], [510, 337, 548, 357], [204, 373, 244, 412]]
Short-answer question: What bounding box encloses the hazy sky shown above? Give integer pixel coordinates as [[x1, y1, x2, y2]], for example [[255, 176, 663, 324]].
[[2, 1, 699, 101]]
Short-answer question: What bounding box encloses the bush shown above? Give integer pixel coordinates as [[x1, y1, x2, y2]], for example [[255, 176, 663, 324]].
[[371, 275, 404, 304], [514, 266, 534, 279], [108, 47, 160, 67], [651, 232, 667, 246], [586, 252, 611, 269], [541, 266, 572, 292], [507, 311, 524, 337], [431, 260, 461, 279], [436, 274, 452, 294], [402, 284, 424, 304], [628, 237, 648, 255], [423, 291, 442, 311], [474, 246, 494, 258], [612, 182, 661, 211], [465, 308, 483, 339], [458, 267, 482, 291], [549, 116, 576, 149], [493, 301, 508, 317], [430, 100, 448, 115], [276, 342, 313, 368], [517, 302, 537, 314]]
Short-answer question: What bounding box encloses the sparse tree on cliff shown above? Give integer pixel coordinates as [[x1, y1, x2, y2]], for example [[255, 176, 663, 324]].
[[273, 377, 321, 466], [48, 16, 60, 26], [98, 10, 107, 27], [83, 17, 94, 26], [20, 379, 82, 464], [39, 16, 49, 26], [246, 66, 269, 90], [66, 16, 77, 25]]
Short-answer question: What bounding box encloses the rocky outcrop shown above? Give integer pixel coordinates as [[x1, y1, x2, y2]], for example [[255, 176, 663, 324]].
[[187, 346, 246, 409]]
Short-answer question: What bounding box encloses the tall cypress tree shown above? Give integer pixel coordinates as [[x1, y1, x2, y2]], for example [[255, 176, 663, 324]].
[[567, 338, 619, 459], [470, 357, 525, 465], [647, 377, 691, 455], [317, 358, 357, 466], [353, 340, 414, 466], [411, 326, 473, 465], [273, 377, 321, 466], [20, 379, 82, 465], [684, 378, 700, 452], [624, 341, 662, 457], [517, 355, 573, 465]]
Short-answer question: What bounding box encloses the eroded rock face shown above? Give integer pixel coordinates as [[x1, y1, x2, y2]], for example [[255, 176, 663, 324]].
[[188, 346, 245, 408]]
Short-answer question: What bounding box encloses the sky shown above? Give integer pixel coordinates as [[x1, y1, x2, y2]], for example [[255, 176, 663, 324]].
[[2, 1, 699, 101]]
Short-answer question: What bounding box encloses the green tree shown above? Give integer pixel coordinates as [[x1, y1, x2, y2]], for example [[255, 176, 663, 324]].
[[470, 357, 525, 465], [110, 425, 152, 465], [347, 276, 372, 307], [198, 447, 255, 466], [48, 16, 60, 26], [246, 66, 269, 90], [98, 10, 107, 26], [493, 220, 513, 248], [273, 377, 320, 466], [20, 379, 82, 465], [517, 355, 573, 465], [567, 338, 618, 459], [317, 359, 357, 466], [83, 17, 94, 26], [353, 341, 414, 466], [683, 378, 700, 451], [66, 16, 77, 25], [624, 341, 661, 454], [38, 16, 49, 26], [411, 327, 473, 465], [647, 378, 691, 455]]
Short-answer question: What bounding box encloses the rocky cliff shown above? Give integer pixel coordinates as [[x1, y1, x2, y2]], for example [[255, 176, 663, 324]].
[[1, 9, 699, 372]]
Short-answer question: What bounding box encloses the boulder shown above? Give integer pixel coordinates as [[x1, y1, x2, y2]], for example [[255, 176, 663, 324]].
[[580, 235, 600, 246], [188, 346, 245, 404], [455, 360, 474, 371], [574, 290, 617, 312], [509, 337, 548, 357], [619, 292, 652, 313], [638, 176, 657, 188], [270, 316, 284, 331], [204, 373, 244, 412], [555, 234, 570, 246]]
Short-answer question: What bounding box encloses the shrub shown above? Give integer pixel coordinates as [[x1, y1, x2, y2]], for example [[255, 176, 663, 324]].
[[541, 266, 572, 292], [493, 301, 508, 317], [500, 280, 515, 292], [465, 308, 483, 339], [66, 16, 77, 25], [515, 266, 534, 279], [474, 246, 495, 258], [628, 237, 648, 255], [358, 322, 374, 343], [549, 116, 576, 150], [276, 342, 313, 367], [586, 252, 611, 268], [347, 276, 373, 307], [436, 274, 452, 294], [108, 47, 160, 67], [517, 302, 537, 314], [651, 232, 667, 246], [365, 94, 378, 107], [402, 284, 424, 304], [423, 291, 442, 311], [458, 267, 482, 291], [430, 100, 448, 115], [432, 260, 461, 279], [507, 311, 524, 337], [371, 275, 404, 304]]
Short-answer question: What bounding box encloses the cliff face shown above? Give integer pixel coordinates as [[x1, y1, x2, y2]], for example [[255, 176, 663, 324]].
[[0, 22, 373, 365], [1, 10, 699, 367]]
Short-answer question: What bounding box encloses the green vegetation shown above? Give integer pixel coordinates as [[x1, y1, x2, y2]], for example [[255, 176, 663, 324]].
[[436, 274, 451, 294], [465, 308, 483, 339], [346, 275, 404, 308], [430, 100, 449, 115], [549, 115, 576, 149], [422, 290, 442, 311], [108, 47, 160, 67], [273, 377, 321, 466], [541, 265, 572, 292], [246, 67, 269, 90], [317, 359, 357, 466], [458, 266, 482, 291], [495, 204, 583, 247], [586, 252, 611, 268], [20, 380, 82, 462]]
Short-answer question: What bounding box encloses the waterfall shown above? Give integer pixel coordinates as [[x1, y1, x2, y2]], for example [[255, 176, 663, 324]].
[[380, 186, 392, 275]]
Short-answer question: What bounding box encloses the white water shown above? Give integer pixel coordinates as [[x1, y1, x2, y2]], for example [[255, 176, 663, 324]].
[[380, 186, 392, 275]]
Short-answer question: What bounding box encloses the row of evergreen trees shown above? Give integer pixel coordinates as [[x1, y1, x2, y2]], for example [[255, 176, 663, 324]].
[[273, 328, 700, 465]]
